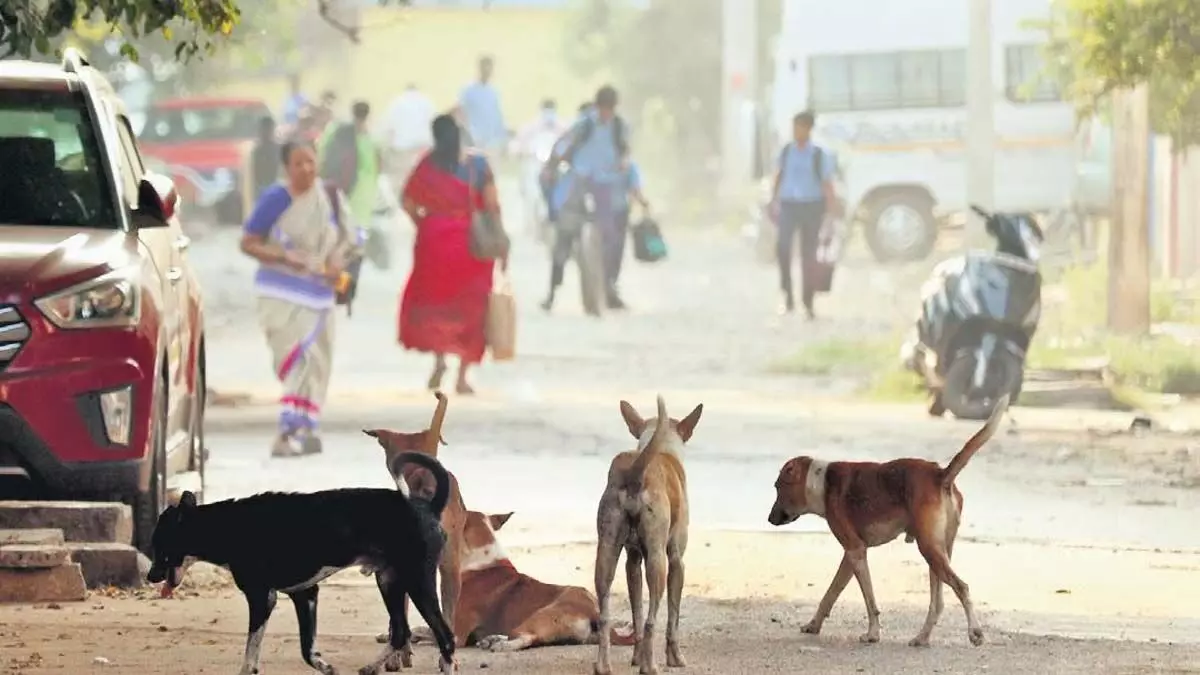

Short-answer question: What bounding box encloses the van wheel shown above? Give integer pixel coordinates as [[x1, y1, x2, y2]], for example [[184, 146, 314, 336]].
[[864, 192, 938, 263], [131, 378, 168, 555]]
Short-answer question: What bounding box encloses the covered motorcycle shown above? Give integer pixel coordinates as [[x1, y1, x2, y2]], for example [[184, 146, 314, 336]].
[[901, 205, 1044, 420]]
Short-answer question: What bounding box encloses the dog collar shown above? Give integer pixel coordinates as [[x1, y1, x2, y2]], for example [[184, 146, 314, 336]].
[[804, 459, 828, 516]]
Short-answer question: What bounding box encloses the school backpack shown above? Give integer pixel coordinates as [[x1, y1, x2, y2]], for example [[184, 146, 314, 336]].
[[562, 113, 628, 165]]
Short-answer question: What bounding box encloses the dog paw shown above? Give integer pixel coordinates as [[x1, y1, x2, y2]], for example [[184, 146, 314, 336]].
[[908, 636, 931, 648], [314, 659, 338, 675], [859, 631, 880, 644], [357, 666, 381, 675], [476, 634, 510, 651], [383, 650, 407, 672], [969, 627, 985, 646], [438, 657, 458, 673], [375, 631, 390, 644], [593, 661, 613, 675], [410, 626, 434, 643], [799, 621, 822, 635]]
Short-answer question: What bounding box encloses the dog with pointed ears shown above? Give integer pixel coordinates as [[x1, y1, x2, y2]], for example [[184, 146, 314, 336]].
[[593, 395, 703, 675], [145, 451, 458, 675], [363, 392, 469, 660], [767, 395, 1009, 648]]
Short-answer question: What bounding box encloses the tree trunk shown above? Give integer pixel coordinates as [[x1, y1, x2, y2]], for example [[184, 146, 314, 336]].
[[1107, 84, 1152, 335]]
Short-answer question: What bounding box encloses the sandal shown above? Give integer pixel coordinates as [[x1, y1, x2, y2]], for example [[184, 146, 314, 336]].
[[270, 433, 305, 458]]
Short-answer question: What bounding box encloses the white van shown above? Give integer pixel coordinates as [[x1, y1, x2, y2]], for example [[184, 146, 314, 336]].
[[771, 0, 1077, 262]]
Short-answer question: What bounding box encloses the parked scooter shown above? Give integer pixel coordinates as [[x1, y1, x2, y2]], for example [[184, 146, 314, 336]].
[[901, 205, 1044, 420]]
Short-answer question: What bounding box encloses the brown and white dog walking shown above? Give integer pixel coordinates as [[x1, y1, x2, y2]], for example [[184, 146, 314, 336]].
[[767, 395, 1009, 648], [409, 509, 637, 652], [594, 395, 703, 675], [363, 392, 469, 660]]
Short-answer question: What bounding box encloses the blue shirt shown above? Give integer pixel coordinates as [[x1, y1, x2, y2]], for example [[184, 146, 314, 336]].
[[565, 110, 623, 184], [778, 142, 833, 203], [459, 82, 507, 149], [281, 93, 308, 126]]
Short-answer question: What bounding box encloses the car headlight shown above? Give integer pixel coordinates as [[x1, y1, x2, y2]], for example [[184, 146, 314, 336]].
[[35, 268, 141, 329]]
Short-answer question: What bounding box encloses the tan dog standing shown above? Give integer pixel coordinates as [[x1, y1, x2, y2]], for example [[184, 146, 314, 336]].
[[594, 395, 703, 675], [409, 509, 637, 652], [363, 392, 469, 658], [766, 395, 1009, 648]]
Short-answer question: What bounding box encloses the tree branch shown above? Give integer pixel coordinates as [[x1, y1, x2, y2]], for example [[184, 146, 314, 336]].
[[316, 0, 360, 43]]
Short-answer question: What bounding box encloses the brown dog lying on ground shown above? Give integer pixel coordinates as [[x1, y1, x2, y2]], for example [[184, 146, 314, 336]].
[[409, 510, 636, 652], [363, 392, 469, 659], [767, 395, 1010, 648], [594, 395, 703, 675]]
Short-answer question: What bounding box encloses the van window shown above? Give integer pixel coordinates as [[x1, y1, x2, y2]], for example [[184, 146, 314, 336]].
[[809, 49, 968, 112], [1005, 44, 1061, 103]]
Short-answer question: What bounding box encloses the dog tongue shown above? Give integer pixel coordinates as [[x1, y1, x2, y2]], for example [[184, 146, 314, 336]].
[[160, 584, 174, 599]]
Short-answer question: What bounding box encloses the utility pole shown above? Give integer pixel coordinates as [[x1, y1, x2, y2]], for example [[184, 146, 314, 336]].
[[721, 0, 757, 202], [965, 0, 995, 246], [1108, 84, 1152, 335]]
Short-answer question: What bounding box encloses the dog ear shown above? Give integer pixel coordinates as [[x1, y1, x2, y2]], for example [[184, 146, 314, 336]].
[[619, 400, 644, 439], [676, 403, 704, 442], [179, 491, 198, 510], [488, 512, 514, 531]]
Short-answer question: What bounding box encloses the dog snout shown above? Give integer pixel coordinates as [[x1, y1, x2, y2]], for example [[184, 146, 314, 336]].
[[767, 506, 788, 526]]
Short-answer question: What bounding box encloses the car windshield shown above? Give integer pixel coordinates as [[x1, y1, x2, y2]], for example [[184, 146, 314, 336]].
[[0, 88, 117, 228], [140, 104, 264, 143]]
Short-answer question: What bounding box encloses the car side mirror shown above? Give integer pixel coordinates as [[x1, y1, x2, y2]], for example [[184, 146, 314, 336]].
[[136, 172, 179, 227]]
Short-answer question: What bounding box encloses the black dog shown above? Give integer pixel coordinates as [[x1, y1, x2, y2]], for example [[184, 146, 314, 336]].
[[146, 452, 457, 675]]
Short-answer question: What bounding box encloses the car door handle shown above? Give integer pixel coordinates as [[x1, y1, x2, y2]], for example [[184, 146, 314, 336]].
[[167, 267, 183, 283], [174, 235, 191, 251]]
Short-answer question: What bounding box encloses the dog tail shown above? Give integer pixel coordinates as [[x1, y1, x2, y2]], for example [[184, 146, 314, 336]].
[[390, 451, 451, 516], [625, 395, 670, 489], [425, 391, 449, 455], [941, 394, 1010, 487]]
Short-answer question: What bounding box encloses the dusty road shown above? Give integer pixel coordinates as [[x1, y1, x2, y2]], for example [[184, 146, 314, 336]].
[[4, 196, 1200, 674]]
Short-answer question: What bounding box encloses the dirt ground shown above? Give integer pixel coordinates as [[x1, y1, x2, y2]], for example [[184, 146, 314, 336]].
[[3, 529, 1200, 675]]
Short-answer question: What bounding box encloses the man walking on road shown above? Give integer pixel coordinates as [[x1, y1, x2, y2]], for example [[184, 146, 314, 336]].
[[459, 56, 508, 157], [769, 110, 838, 319], [540, 85, 631, 313], [319, 101, 381, 228], [382, 83, 435, 189]]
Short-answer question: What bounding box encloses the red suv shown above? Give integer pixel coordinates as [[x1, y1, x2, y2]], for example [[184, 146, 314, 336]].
[[0, 51, 207, 552]]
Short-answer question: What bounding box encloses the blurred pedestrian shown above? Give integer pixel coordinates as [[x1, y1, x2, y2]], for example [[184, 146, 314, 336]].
[[382, 83, 435, 190], [281, 73, 309, 126], [239, 140, 357, 457], [768, 110, 838, 319], [398, 114, 504, 395], [250, 115, 280, 199], [458, 56, 508, 157], [319, 100, 381, 228]]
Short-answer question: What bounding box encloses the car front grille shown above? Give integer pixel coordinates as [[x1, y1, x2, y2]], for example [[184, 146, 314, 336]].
[[0, 306, 30, 372]]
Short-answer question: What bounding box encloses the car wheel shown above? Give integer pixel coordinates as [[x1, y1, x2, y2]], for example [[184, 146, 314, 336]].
[[132, 377, 168, 555], [864, 192, 938, 263]]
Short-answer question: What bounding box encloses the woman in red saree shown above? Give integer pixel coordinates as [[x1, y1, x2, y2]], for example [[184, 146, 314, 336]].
[[399, 114, 500, 394]]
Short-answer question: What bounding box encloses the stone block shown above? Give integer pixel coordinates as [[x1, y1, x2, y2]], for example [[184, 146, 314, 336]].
[[0, 544, 71, 569], [0, 502, 132, 545], [0, 563, 87, 603], [0, 529, 64, 546], [67, 543, 147, 589]]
